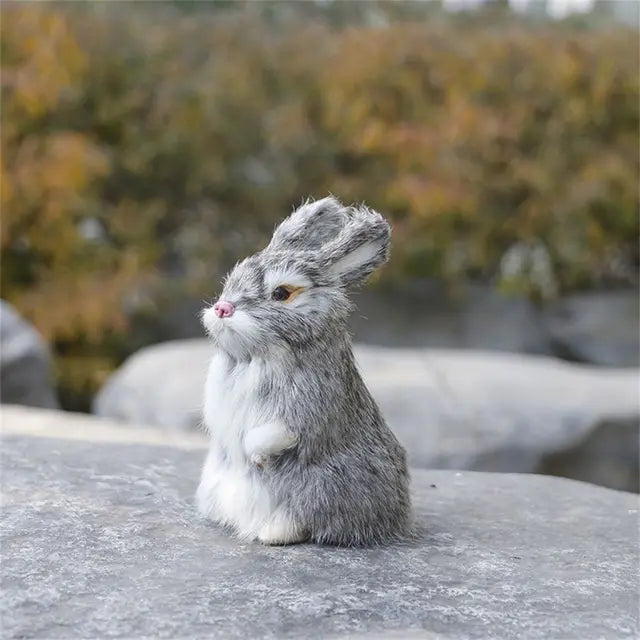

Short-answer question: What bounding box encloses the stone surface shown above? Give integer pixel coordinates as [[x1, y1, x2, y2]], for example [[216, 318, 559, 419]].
[[537, 416, 639, 493], [0, 300, 58, 409], [93, 339, 211, 431], [1, 406, 638, 640], [93, 339, 640, 490], [543, 291, 639, 367], [356, 347, 639, 490]]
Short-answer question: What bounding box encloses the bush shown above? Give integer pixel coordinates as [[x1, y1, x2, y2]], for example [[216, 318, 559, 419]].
[[2, 3, 638, 407]]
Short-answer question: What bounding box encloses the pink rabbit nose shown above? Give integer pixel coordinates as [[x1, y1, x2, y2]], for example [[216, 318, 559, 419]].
[[213, 300, 234, 318]]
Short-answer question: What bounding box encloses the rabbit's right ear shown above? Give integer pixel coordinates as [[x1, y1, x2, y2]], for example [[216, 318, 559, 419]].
[[321, 205, 391, 288], [268, 196, 349, 251]]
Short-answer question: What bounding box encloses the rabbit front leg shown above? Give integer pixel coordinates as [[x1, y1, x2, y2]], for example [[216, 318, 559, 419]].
[[243, 422, 307, 545], [243, 421, 298, 468]]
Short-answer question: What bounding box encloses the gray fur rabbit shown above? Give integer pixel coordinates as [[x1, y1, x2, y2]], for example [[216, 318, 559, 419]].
[[196, 197, 411, 546]]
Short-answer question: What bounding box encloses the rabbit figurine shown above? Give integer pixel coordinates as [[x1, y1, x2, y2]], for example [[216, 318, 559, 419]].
[[196, 197, 411, 546]]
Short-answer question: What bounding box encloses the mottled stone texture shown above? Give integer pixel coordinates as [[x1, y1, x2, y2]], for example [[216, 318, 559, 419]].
[[2, 412, 638, 640]]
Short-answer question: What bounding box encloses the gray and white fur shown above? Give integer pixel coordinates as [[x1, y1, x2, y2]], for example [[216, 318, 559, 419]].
[[196, 196, 411, 546]]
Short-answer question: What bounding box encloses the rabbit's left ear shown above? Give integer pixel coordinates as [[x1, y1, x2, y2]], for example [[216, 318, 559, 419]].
[[321, 205, 391, 287], [268, 196, 349, 251]]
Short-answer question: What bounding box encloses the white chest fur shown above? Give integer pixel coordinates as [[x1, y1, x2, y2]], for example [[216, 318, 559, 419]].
[[197, 350, 279, 539], [203, 351, 272, 464]]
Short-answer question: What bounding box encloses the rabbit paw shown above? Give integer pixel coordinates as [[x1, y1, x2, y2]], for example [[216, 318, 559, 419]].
[[250, 453, 268, 469], [244, 421, 298, 463], [257, 515, 307, 546]]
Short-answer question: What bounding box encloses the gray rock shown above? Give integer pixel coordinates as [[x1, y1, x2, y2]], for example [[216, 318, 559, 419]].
[[537, 415, 639, 493], [93, 340, 640, 491], [1, 406, 638, 640], [543, 290, 639, 367], [0, 300, 57, 408], [357, 347, 639, 479], [92, 339, 211, 431]]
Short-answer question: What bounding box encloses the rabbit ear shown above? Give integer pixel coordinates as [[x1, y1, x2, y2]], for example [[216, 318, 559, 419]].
[[268, 196, 349, 251], [321, 205, 391, 287]]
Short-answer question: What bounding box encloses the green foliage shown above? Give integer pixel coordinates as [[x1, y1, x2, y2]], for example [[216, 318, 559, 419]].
[[1, 3, 638, 408]]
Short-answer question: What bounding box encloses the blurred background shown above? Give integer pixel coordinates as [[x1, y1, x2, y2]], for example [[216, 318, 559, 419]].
[[2, 0, 638, 490]]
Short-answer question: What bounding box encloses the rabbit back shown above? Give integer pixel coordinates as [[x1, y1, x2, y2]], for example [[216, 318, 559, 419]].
[[263, 339, 411, 546]]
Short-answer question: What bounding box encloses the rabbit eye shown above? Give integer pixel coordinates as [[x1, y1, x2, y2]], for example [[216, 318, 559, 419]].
[[272, 286, 292, 301], [271, 284, 305, 302]]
